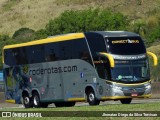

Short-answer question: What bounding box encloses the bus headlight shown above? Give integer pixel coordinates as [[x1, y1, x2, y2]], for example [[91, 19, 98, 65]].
[[114, 86, 122, 90], [145, 84, 151, 89], [111, 85, 122, 90]]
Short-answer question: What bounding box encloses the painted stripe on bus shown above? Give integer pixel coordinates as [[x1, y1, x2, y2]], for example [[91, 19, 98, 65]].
[[67, 98, 86, 102], [101, 94, 151, 100], [5, 99, 16, 104], [105, 80, 152, 86], [3, 33, 85, 49]]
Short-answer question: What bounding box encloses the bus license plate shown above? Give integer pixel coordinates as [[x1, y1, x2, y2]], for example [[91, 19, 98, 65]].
[[131, 93, 138, 96]]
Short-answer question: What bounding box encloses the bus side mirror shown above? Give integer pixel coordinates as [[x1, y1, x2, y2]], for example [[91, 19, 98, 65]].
[[97, 52, 115, 68], [147, 51, 158, 66]]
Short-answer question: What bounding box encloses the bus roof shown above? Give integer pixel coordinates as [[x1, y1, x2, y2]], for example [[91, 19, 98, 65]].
[[89, 31, 140, 37], [3, 31, 139, 50], [3, 33, 85, 49]]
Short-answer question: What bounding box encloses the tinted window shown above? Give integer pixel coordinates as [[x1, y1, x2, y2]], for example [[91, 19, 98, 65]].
[[4, 48, 27, 66], [4, 49, 15, 66], [4, 38, 92, 65], [30, 45, 45, 63], [85, 33, 107, 60], [20, 47, 28, 64], [59, 41, 73, 60], [73, 38, 91, 61], [106, 37, 146, 55], [4, 45, 45, 66], [111, 59, 149, 83], [58, 38, 92, 63], [13, 47, 29, 65], [45, 42, 60, 62]]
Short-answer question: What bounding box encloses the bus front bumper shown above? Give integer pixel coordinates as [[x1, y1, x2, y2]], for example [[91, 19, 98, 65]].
[[100, 83, 151, 100]]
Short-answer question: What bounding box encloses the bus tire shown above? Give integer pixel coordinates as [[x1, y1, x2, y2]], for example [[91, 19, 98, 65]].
[[23, 94, 33, 108], [87, 89, 100, 106], [33, 92, 41, 108], [120, 98, 132, 104]]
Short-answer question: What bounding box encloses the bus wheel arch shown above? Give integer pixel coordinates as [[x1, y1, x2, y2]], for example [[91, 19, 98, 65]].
[[85, 86, 100, 105], [22, 90, 33, 108]]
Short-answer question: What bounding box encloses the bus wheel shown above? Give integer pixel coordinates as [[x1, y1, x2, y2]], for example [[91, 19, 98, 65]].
[[120, 98, 132, 104], [23, 94, 33, 108], [33, 92, 41, 108], [64, 102, 76, 107], [87, 89, 100, 106]]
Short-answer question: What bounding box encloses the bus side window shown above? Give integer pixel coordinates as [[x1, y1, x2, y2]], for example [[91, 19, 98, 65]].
[[31, 45, 45, 63], [85, 32, 107, 61], [5, 49, 16, 66], [20, 47, 28, 64], [59, 41, 73, 60], [12, 49, 19, 65], [4, 50, 10, 65], [12, 47, 28, 65], [80, 51, 90, 61], [45, 42, 59, 62], [73, 38, 92, 64], [25, 46, 33, 64], [45, 49, 57, 61]]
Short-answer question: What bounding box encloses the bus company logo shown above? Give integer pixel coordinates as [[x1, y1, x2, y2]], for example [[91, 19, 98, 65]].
[[22, 65, 29, 74], [29, 65, 78, 76], [112, 39, 139, 44]]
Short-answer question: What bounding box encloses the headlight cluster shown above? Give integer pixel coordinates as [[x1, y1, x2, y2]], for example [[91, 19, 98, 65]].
[[111, 85, 122, 90], [145, 84, 151, 89]]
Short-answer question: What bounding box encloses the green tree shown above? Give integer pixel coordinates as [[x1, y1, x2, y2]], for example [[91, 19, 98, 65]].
[[147, 26, 160, 44], [34, 29, 48, 40], [45, 8, 128, 36], [12, 27, 35, 42], [0, 34, 10, 41]]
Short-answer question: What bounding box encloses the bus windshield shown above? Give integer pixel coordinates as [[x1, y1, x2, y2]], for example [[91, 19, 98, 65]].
[[106, 37, 146, 55], [111, 59, 150, 83]]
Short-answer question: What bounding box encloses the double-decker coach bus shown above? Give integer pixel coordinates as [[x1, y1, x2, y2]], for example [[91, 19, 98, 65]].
[[3, 31, 158, 108]]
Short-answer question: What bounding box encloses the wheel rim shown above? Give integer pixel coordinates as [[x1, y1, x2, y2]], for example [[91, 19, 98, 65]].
[[89, 93, 95, 102], [34, 96, 39, 106], [24, 97, 29, 105]]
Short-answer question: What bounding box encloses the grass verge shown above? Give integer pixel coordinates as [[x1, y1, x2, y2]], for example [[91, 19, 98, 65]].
[[1, 102, 160, 120]]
